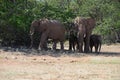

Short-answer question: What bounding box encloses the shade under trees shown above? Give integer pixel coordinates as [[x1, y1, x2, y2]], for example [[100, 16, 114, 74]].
[[0, 0, 120, 47]]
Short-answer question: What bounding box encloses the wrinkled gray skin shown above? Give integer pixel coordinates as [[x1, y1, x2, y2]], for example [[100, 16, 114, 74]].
[[90, 34, 102, 53], [67, 22, 79, 51], [29, 19, 65, 50], [74, 17, 96, 53], [69, 30, 79, 51]]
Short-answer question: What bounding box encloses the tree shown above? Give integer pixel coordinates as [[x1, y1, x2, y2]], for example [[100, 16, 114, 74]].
[[0, 0, 120, 47]]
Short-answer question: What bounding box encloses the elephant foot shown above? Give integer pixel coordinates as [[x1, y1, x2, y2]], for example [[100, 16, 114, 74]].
[[51, 46, 56, 51], [69, 49, 72, 52], [79, 51, 83, 53], [47, 48, 51, 50], [38, 47, 42, 51], [84, 48, 90, 53], [96, 51, 100, 54], [84, 50, 91, 53], [38, 46, 48, 51], [78, 49, 83, 53], [51, 47, 56, 51], [44, 47, 48, 51], [29, 46, 32, 49], [51, 49, 56, 53], [84, 44, 90, 53]]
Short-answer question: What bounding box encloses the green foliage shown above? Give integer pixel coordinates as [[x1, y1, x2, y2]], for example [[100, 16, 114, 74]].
[[0, 0, 120, 46]]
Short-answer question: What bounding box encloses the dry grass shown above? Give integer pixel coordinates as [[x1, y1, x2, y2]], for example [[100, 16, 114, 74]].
[[0, 44, 120, 80]]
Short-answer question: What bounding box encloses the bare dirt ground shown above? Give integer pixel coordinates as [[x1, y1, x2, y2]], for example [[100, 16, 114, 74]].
[[0, 44, 120, 80]]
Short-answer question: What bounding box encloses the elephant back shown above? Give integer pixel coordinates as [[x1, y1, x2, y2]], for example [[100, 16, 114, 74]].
[[90, 34, 102, 43], [41, 19, 65, 41]]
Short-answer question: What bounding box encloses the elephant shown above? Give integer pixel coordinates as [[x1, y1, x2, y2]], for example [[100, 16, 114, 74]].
[[74, 17, 96, 53], [90, 34, 102, 53], [66, 22, 79, 51], [68, 30, 79, 51], [29, 18, 65, 50]]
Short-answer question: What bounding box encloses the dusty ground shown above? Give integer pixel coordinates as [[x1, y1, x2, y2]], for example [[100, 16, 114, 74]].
[[0, 44, 120, 80]]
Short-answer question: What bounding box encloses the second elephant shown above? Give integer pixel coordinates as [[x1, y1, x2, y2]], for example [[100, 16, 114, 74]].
[[74, 17, 96, 53], [30, 18, 65, 50]]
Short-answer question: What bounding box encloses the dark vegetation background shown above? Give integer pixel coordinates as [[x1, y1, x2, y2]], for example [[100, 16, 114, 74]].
[[0, 0, 120, 47]]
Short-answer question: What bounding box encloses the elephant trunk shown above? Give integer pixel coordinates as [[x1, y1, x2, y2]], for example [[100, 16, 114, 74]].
[[29, 26, 34, 48], [29, 26, 34, 36]]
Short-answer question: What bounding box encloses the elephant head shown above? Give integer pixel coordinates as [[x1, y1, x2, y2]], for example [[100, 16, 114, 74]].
[[29, 19, 49, 49], [29, 20, 40, 48], [30, 20, 39, 36], [30, 19, 49, 35], [74, 17, 96, 53]]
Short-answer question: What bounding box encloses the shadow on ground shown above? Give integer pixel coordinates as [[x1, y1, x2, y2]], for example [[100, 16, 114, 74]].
[[1, 47, 120, 57]]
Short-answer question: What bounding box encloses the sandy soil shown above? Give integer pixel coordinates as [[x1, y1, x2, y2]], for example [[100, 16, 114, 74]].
[[0, 44, 120, 80]]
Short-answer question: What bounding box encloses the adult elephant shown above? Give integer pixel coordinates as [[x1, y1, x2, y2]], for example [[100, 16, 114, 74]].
[[29, 18, 65, 50], [90, 34, 102, 53], [74, 17, 96, 53]]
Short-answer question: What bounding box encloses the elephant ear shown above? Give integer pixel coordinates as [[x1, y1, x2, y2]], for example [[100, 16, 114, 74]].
[[86, 18, 96, 29]]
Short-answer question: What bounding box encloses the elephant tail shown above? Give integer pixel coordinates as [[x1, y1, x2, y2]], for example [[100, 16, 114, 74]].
[[98, 36, 102, 53]]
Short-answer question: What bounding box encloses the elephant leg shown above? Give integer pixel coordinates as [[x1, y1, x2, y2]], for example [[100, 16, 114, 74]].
[[53, 40, 57, 50], [39, 33, 47, 50], [90, 45, 93, 52], [84, 36, 90, 53], [78, 36, 84, 52], [60, 41, 64, 50], [95, 44, 99, 53], [84, 32, 92, 53], [43, 40, 48, 50], [79, 42, 83, 52], [76, 40, 79, 51], [69, 40, 72, 51], [73, 42, 75, 51], [30, 35, 33, 48]]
